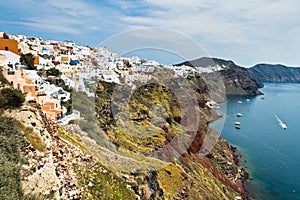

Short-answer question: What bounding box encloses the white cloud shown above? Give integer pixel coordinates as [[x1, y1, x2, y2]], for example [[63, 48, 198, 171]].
[[1, 0, 300, 65], [99, 28, 209, 63], [45, 0, 101, 19], [119, 0, 300, 66], [1, 0, 122, 35], [18, 21, 79, 35]]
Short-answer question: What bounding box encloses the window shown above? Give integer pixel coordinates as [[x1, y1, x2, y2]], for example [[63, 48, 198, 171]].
[[4, 46, 8, 51], [7, 71, 15, 75]]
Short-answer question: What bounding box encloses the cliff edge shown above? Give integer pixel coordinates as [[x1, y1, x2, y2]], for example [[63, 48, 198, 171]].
[[176, 57, 264, 96]]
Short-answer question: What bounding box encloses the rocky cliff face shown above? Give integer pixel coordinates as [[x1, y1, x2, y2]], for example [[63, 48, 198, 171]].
[[4, 104, 136, 199], [0, 74, 251, 199], [74, 77, 251, 199], [249, 64, 300, 82], [2, 102, 250, 200], [177, 57, 264, 96]]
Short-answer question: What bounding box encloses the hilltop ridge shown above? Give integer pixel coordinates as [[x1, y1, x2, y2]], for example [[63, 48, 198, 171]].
[[176, 57, 264, 96], [249, 63, 300, 82]]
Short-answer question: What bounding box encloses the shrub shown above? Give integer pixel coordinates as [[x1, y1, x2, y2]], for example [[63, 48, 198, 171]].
[[0, 71, 10, 85], [20, 53, 35, 70], [0, 88, 25, 109], [46, 68, 61, 77]]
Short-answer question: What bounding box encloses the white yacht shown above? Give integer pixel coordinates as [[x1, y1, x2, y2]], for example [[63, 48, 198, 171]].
[[281, 123, 287, 129], [236, 113, 243, 117]]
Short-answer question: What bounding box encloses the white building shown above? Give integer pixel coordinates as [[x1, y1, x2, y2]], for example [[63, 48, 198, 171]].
[[0, 50, 20, 68], [61, 74, 75, 88], [40, 83, 70, 101], [101, 70, 120, 83], [24, 70, 45, 85]]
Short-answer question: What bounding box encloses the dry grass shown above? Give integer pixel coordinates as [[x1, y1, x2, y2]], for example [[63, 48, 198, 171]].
[[15, 121, 46, 152], [23, 127, 47, 152]]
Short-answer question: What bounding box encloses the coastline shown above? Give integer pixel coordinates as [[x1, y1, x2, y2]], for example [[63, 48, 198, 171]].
[[209, 106, 254, 199], [230, 145, 254, 199]]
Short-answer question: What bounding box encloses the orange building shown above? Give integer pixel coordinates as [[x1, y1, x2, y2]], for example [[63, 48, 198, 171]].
[[0, 32, 40, 64], [1, 66, 65, 120], [33, 56, 39, 65], [1, 66, 36, 96], [0, 38, 22, 55]]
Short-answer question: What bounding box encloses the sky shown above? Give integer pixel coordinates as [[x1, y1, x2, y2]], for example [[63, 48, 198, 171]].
[[0, 0, 300, 67]]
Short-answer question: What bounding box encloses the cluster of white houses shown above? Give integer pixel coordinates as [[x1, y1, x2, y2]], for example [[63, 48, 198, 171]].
[[1, 31, 210, 120]]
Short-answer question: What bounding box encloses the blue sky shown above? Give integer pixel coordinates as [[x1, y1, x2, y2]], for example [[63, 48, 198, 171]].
[[1, 0, 300, 66]]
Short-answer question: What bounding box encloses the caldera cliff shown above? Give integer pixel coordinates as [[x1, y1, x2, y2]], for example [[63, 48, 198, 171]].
[[249, 64, 300, 83], [176, 57, 264, 97], [0, 73, 252, 199]]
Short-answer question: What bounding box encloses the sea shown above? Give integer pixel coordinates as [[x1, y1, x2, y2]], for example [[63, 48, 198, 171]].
[[210, 83, 300, 200]]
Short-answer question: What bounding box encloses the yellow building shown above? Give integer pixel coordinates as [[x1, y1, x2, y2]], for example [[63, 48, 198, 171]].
[[61, 56, 71, 63]]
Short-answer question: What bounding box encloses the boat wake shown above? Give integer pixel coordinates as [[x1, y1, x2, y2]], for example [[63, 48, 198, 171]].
[[274, 114, 287, 129]]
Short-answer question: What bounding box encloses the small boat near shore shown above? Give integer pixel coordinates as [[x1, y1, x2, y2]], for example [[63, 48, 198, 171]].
[[206, 101, 220, 109], [235, 121, 241, 125], [236, 113, 243, 117], [235, 125, 241, 129]]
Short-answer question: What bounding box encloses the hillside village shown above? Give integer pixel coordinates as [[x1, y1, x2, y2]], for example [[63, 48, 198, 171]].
[[0, 31, 225, 122]]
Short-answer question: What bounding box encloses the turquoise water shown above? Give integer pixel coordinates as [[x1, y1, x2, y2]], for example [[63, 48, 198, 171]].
[[210, 83, 300, 200]]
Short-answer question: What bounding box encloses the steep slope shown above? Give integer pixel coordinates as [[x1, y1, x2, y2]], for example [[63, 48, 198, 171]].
[[176, 57, 264, 96], [0, 101, 250, 200], [0, 74, 251, 199], [3, 103, 136, 200], [249, 64, 300, 82], [71, 76, 252, 199]]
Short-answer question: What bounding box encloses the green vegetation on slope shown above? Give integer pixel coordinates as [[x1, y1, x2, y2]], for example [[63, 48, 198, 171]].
[[0, 82, 39, 200], [0, 88, 25, 109], [57, 127, 136, 199], [95, 81, 185, 155], [0, 117, 39, 200], [74, 162, 136, 200], [71, 70, 246, 199]]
